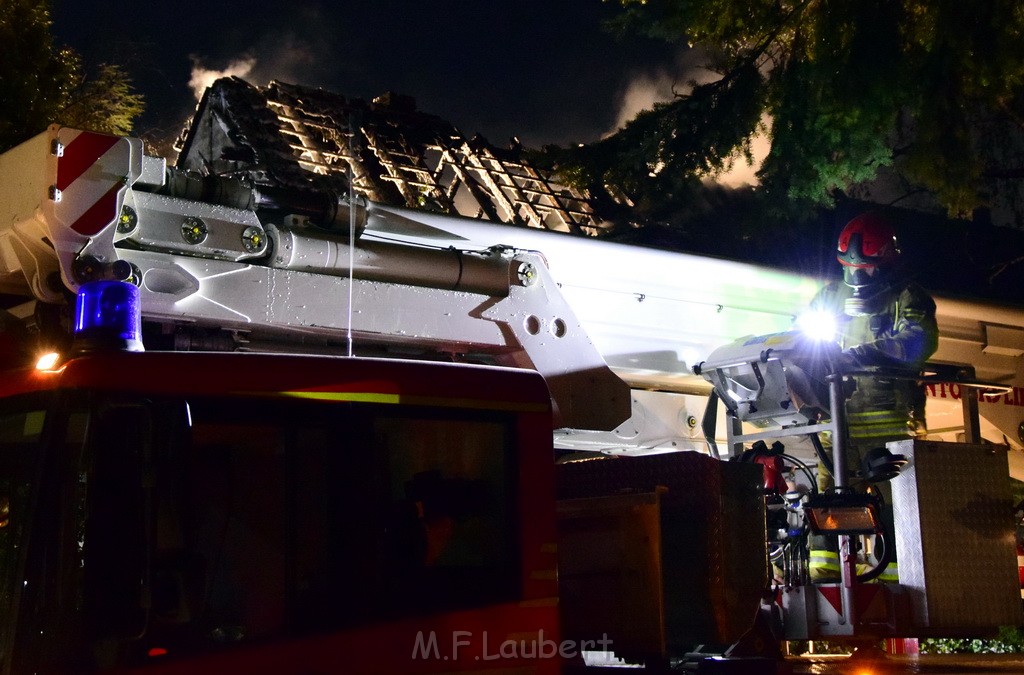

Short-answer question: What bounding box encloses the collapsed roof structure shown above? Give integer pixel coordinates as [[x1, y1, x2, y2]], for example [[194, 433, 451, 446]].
[[175, 78, 617, 236], [172, 78, 1024, 301]]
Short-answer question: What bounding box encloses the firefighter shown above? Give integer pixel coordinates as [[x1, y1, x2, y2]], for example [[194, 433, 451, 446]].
[[807, 211, 939, 582]]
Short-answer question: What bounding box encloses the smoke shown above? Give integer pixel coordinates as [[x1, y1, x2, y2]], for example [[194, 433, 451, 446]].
[[607, 48, 770, 187], [713, 118, 771, 189], [604, 71, 678, 137], [187, 11, 329, 102], [188, 56, 257, 100], [248, 32, 321, 86], [604, 49, 718, 137]]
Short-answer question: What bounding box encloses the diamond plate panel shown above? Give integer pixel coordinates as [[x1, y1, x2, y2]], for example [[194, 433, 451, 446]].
[[891, 439, 1023, 633], [557, 452, 766, 652]]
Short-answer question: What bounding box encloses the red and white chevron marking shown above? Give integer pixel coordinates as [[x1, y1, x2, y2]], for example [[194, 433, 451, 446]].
[[52, 128, 129, 237]]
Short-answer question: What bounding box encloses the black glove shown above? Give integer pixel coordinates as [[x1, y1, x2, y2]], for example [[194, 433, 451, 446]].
[[833, 349, 861, 374]]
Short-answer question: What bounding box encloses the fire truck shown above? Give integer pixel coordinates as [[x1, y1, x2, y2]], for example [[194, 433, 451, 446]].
[[0, 124, 1022, 673]]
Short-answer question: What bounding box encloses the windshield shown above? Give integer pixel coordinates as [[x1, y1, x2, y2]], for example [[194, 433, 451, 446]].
[[1, 390, 524, 670], [0, 404, 47, 665], [67, 394, 519, 667], [155, 397, 517, 643]]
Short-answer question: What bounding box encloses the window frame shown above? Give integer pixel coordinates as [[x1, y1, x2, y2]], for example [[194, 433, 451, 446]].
[[22, 390, 525, 668]]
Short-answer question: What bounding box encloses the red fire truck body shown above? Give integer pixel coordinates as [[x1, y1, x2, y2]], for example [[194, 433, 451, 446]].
[[1, 123, 1023, 673], [0, 352, 560, 672]]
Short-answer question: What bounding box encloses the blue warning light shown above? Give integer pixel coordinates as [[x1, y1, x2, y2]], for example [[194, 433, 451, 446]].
[[73, 280, 144, 352]]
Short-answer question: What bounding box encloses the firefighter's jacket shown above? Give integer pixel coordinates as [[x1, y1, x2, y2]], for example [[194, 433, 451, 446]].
[[810, 277, 939, 445]]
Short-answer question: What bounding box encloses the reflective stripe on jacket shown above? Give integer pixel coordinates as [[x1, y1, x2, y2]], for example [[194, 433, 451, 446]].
[[809, 278, 938, 424]]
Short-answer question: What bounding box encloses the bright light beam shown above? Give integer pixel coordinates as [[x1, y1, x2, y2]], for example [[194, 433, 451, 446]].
[[796, 309, 838, 342], [35, 352, 61, 371]]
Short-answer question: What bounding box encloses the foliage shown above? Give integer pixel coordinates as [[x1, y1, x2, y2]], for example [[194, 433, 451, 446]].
[[785, 640, 853, 656], [547, 0, 1024, 220], [58, 62, 145, 138], [0, 0, 143, 152], [787, 631, 1024, 657], [0, 0, 77, 150], [922, 627, 1024, 654]]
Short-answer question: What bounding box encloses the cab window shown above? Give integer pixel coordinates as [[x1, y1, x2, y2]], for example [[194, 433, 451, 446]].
[[101, 395, 519, 664]]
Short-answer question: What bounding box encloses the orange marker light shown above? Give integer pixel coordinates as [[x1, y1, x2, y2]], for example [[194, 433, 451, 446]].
[[34, 352, 60, 371]]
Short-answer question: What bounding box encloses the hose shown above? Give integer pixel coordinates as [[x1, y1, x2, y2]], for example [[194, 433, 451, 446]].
[[855, 531, 892, 583], [809, 432, 835, 479], [781, 453, 818, 495], [855, 488, 893, 582]]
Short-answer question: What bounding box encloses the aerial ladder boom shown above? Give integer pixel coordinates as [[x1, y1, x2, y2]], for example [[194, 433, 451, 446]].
[[0, 126, 630, 430], [344, 199, 1024, 461]]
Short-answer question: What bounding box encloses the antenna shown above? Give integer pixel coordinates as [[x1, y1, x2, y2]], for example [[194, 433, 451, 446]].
[[346, 113, 359, 358]]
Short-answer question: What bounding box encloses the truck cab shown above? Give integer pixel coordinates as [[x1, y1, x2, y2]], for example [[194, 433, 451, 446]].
[[0, 351, 559, 673]]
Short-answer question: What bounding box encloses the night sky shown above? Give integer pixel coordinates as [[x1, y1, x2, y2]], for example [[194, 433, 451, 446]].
[[49, 1, 688, 151]]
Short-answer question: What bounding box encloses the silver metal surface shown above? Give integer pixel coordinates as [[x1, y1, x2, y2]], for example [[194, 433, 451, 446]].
[[121, 245, 629, 431], [121, 191, 268, 262], [891, 438, 1022, 633]]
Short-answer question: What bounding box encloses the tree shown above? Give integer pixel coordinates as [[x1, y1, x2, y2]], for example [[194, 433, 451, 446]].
[[58, 61, 146, 139], [0, 0, 143, 152], [546, 0, 1024, 220]]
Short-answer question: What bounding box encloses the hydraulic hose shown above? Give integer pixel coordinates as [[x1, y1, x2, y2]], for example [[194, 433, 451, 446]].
[[809, 432, 835, 480], [855, 531, 892, 583], [781, 453, 818, 495]]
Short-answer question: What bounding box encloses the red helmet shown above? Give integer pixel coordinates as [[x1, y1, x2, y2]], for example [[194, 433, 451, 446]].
[[837, 212, 899, 268]]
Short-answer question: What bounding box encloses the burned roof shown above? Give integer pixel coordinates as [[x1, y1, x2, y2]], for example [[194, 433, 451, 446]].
[[175, 78, 617, 235]]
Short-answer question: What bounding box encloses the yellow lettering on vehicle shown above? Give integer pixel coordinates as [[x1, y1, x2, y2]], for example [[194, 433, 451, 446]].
[[277, 390, 548, 413]]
